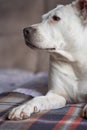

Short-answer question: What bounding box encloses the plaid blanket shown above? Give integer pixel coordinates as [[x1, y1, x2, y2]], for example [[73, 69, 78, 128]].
[[0, 92, 87, 130]]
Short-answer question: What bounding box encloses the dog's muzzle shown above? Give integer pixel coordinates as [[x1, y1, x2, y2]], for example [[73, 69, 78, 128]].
[[23, 27, 37, 48], [23, 27, 55, 51]]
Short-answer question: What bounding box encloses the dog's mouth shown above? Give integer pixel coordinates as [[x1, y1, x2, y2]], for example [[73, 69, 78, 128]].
[[25, 39, 55, 51]]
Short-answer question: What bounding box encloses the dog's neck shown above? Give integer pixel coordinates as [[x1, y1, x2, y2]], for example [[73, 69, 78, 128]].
[[48, 53, 86, 89]]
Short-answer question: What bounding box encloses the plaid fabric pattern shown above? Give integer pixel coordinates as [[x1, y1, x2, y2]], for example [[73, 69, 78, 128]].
[[0, 92, 87, 130]]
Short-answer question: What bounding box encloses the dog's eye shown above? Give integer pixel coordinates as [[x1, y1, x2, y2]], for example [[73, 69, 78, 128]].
[[52, 15, 60, 21]]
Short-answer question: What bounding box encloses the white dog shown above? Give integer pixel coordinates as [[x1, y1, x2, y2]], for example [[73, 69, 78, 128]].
[[9, 0, 87, 120]]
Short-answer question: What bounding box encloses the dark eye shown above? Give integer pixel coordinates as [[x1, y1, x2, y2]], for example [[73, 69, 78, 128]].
[[52, 15, 60, 21]]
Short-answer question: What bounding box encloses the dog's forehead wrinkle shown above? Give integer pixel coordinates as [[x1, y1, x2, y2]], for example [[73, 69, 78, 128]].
[[42, 5, 64, 21], [57, 4, 64, 8]]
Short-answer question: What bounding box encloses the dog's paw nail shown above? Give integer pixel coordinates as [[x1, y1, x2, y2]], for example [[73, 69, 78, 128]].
[[8, 114, 11, 119], [8, 114, 13, 119], [20, 111, 29, 119], [20, 112, 24, 119], [11, 114, 15, 120], [34, 106, 38, 112]]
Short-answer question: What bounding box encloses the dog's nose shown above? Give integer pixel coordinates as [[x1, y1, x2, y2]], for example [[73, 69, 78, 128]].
[[23, 27, 36, 37]]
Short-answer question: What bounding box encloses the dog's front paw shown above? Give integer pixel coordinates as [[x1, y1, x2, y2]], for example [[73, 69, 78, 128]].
[[8, 101, 40, 120], [82, 104, 87, 118]]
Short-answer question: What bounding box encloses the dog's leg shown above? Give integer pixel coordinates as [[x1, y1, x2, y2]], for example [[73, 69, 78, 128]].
[[82, 104, 87, 118], [8, 92, 66, 120]]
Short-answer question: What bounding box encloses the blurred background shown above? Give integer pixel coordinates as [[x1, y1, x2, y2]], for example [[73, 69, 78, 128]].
[[0, 0, 73, 73]]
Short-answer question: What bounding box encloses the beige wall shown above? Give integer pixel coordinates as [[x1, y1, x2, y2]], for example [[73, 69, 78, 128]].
[[0, 0, 73, 72]]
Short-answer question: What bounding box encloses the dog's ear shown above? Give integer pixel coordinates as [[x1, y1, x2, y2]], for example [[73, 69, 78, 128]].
[[77, 0, 87, 23], [78, 0, 87, 10]]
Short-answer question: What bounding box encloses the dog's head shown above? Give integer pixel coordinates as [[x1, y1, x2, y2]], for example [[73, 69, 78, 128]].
[[23, 0, 87, 61]]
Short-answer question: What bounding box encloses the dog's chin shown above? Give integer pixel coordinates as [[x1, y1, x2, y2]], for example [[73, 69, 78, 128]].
[[25, 40, 55, 51], [25, 40, 37, 49]]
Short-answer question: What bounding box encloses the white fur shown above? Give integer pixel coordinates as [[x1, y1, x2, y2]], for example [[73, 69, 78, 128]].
[[8, 0, 87, 120]]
